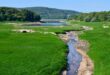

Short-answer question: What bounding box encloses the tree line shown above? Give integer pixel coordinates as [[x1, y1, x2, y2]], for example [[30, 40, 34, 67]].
[[70, 11, 110, 22], [0, 7, 41, 21]]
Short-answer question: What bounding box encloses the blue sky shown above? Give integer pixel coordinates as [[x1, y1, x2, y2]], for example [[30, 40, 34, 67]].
[[0, 0, 110, 12]]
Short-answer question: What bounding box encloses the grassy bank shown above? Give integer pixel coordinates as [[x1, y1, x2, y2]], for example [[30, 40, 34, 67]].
[[2, 21, 109, 75], [70, 21, 110, 75], [0, 22, 81, 75]]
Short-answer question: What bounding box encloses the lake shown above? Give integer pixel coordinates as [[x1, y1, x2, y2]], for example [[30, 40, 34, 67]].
[[23, 22, 67, 26], [41, 22, 67, 26]]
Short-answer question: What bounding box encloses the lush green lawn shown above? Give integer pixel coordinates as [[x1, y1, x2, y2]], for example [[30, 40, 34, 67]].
[[0, 22, 81, 75], [70, 21, 110, 75]]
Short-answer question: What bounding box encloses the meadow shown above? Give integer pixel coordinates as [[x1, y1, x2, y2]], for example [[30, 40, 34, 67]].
[[70, 21, 110, 75], [0, 22, 81, 75], [0, 21, 110, 75]]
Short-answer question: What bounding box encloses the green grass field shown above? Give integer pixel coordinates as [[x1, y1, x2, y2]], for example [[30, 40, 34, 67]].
[[70, 21, 110, 75], [1, 21, 110, 75], [0, 22, 81, 75]]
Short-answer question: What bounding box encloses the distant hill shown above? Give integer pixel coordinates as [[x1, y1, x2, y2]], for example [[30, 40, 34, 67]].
[[23, 7, 80, 19]]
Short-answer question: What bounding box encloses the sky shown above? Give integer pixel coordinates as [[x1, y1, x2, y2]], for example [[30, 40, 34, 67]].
[[0, 0, 110, 12]]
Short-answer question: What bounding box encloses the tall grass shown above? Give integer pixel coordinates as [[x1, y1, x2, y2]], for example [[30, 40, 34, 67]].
[[0, 23, 69, 75]]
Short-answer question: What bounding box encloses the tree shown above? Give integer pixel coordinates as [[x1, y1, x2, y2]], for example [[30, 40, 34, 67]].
[[71, 11, 110, 22], [0, 7, 41, 22]]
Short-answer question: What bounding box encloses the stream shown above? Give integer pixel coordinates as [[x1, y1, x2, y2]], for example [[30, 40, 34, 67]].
[[67, 32, 82, 75]]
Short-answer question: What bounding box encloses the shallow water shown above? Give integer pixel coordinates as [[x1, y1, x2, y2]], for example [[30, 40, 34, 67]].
[[24, 22, 67, 26], [67, 33, 82, 75], [41, 22, 67, 26]]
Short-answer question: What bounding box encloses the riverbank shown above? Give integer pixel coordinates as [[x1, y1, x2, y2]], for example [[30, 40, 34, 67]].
[[59, 31, 94, 75], [0, 23, 70, 75], [69, 21, 110, 75]]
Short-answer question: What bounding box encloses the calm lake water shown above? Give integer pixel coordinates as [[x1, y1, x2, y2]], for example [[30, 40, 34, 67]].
[[24, 22, 67, 26], [41, 22, 67, 26]]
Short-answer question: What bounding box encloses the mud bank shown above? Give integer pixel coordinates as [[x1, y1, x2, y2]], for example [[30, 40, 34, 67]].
[[58, 31, 94, 75]]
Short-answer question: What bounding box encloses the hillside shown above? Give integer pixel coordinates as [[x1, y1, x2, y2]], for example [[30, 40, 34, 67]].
[[24, 7, 80, 19], [0, 7, 41, 21], [72, 11, 110, 22]]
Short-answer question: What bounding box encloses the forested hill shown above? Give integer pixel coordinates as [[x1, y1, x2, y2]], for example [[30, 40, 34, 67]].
[[0, 7, 41, 21], [72, 11, 110, 22], [23, 7, 80, 19]]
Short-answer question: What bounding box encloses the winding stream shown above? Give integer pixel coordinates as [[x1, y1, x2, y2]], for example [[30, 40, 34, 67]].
[[67, 32, 82, 75]]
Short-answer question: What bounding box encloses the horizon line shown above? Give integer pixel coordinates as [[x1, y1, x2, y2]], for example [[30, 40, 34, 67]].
[[0, 6, 110, 13]]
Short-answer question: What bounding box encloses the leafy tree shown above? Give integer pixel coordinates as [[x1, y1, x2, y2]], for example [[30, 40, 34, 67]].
[[70, 11, 110, 22], [0, 7, 41, 22]]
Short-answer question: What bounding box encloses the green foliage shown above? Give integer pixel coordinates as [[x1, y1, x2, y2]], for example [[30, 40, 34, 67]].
[[0, 7, 41, 22], [71, 11, 110, 22]]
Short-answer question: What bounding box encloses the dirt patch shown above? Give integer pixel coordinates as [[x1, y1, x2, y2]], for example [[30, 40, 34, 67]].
[[81, 26, 94, 31], [75, 32, 94, 75], [77, 49, 94, 75], [77, 40, 89, 53], [12, 29, 35, 33]]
